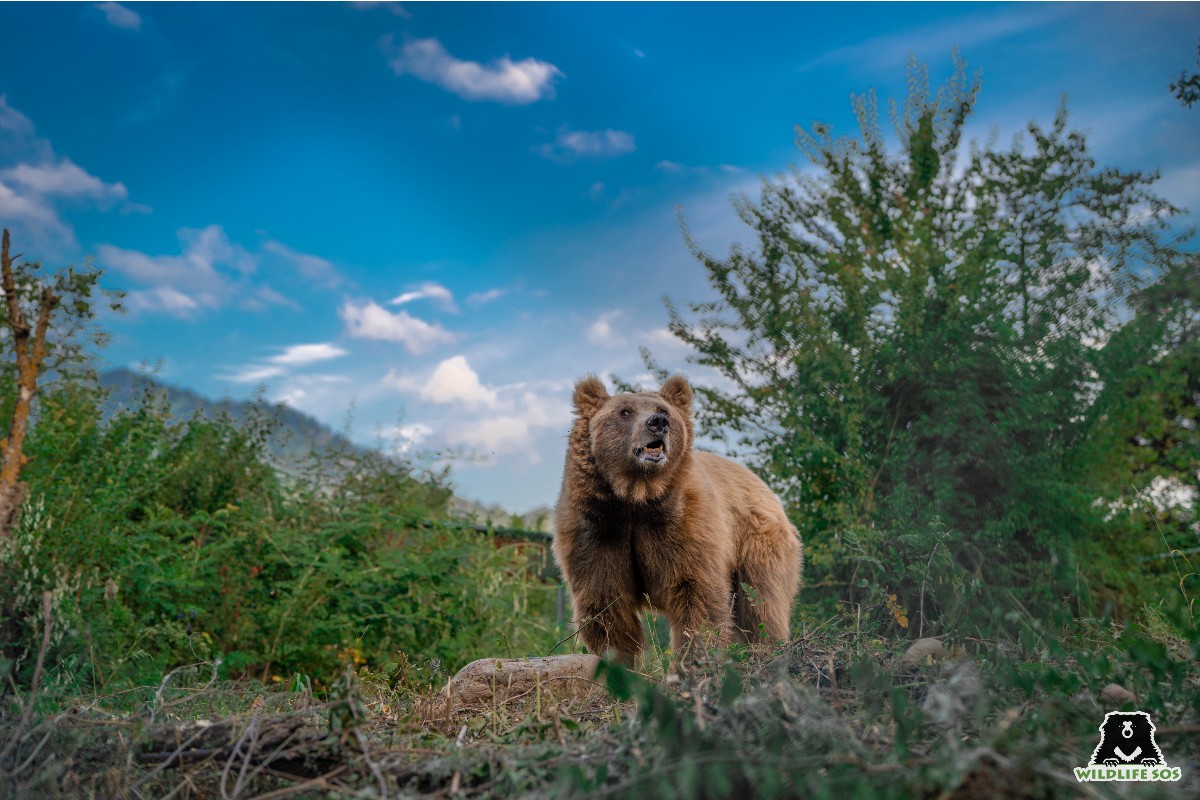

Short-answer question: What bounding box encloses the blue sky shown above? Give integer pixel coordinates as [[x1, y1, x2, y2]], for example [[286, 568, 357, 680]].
[[1, 2, 1197, 512]]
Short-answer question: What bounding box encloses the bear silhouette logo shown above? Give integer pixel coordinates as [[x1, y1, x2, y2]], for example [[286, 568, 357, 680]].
[[1089, 711, 1165, 767]]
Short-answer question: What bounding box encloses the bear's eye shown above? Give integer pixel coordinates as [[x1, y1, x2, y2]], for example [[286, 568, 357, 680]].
[[620, 409, 632, 418]]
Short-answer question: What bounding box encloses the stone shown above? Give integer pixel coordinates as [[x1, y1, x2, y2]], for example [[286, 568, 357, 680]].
[[898, 638, 948, 670], [445, 654, 601, 707], [1100, 682, 1136, 707]]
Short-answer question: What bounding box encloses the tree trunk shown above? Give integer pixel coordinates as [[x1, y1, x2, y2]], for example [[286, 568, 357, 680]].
[[0, 229, 58, 539]]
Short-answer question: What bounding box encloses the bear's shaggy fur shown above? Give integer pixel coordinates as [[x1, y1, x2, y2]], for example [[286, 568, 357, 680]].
[[553, 374, 803, 665]]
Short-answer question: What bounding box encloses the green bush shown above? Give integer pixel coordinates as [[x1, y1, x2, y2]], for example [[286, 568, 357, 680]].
[[648, 56, 1197, 637], [0, 378, 560, 694]]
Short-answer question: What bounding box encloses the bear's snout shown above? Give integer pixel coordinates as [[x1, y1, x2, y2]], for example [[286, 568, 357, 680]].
[[646, 413, 670, 436]]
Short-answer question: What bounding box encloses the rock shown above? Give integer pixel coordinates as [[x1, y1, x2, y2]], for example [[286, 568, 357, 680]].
[[445, 655, 601, 707], [1100, 683, 1136, 707], [898, 638, 948, 670]]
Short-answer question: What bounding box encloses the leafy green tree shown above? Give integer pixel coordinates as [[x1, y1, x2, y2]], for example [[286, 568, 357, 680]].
[[649, 58, 1189, 634], [1081, 249, 1200, 612], [1170, 39, 1200, 108], [0, 229, 120, 539]]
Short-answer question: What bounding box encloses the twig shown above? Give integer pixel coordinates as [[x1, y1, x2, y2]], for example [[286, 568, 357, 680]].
[[224, 720, 311, 792], [11, 727, 54, 776], [149, 661, 209, 725], [245, 766, 348, 800], [0, 591, 53, 765], [545, 597, 620, 656], [138, 748, 226, 765], [127, 727, 222, 792], [356, 727, 388, 798], [221, 716, 263, 800]]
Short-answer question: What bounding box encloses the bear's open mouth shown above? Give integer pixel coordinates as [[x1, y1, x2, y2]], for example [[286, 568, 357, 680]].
[[637, 439, 667, 463]]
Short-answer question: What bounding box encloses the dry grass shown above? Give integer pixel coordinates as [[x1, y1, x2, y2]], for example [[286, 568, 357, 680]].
[[2, 620, 1197, 800]]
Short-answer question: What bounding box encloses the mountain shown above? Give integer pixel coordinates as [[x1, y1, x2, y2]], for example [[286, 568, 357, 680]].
[[98, 368, 368, 472], [96, 369, 554, 531], [449, 496, 556, 533]]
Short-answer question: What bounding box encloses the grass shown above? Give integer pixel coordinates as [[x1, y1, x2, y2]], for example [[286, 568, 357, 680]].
[[2, 609, 1196, 800]]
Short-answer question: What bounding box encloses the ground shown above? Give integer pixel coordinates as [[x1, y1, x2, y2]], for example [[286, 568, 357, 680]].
[[1, 619, 1196, 799]]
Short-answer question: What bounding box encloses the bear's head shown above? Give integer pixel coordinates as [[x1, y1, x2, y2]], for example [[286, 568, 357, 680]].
[[571, 374, 694, 502]]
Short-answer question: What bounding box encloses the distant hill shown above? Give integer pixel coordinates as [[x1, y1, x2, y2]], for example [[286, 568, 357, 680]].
[[97, 368, 555, 531], [449, 496, 556, 533], [98, 368, 368, 473]]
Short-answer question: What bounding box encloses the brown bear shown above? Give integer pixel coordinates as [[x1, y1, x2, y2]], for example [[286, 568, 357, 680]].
[[553, 374, 802, 666]]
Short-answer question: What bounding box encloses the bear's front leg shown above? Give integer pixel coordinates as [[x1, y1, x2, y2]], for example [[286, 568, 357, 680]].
[[558, 536, 645, 666], [662, 573, 733, 664], [574, 596, 645, 667]]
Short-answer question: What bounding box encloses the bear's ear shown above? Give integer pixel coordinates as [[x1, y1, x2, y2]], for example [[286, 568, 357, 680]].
[[659, 374, 692, 412], [572, 375, 610, 418]]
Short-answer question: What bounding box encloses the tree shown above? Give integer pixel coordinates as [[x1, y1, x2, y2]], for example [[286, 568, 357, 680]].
[[0, 229, 119, 540], [648, 57, 1188, 633], [1170, 40, 1200, 108]]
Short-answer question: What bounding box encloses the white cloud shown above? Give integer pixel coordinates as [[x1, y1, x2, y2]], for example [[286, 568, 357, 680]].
[[386, 422, 434, 454], [466, 288, 506, 307], [417, 355, 499, 409], [99, 225, 256, 315], [262, 239, 341, 287], [274, 387, 306, 407], [442, 389, 571, 464], [223, 364, 287, 384], [222, 344, 348, 387], [340, 299, 456, 353], [390, 281, 459, 313], [381, 362, 572, 465], [0, 95, 145, 255], [585, 310, 626, 347], [263, 373, 353, 415], [446, 416, 534, 459], [1154, 159, 1200, 216], [0, 96, 37, 145], [640, 326, 694, 354], [536, 128, 636, 162], [243, 285, 301, 312], [385, 36, 563, 105], [268, 342, 348, 367], [656, 160, 741, 178], [2, 159, 129, 202], [124, 287, 199, 316], [0, 180, 72, 244], [95, 2, 141, 31], [105, 230, 341, 317], [349, 1, 410, 17], [1145, 475, 1197, 513], [802, 6, 1072, 74]]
